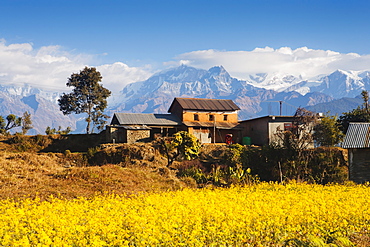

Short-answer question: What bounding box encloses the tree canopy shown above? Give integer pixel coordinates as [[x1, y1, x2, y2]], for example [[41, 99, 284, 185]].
[[172, 131, 202, 161], [338, 90, 370, 134], [58, 67, 111, 134], [275, 107, 318, 151], [159, 131, 201, 167], [0, 114, 22, 135], [314, 114, 343, 147], [21, 111, 33, 135]]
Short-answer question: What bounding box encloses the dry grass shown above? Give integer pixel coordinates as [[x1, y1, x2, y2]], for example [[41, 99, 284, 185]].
[[0, 135, 187, 200], [0, 150, 185, 201]]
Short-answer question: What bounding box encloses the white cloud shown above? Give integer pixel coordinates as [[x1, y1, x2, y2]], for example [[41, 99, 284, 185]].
[[173, 47, 370, 81], [97, 62, 152, 94], [0, 40, 152, 93], [4, 39, 370, 97]]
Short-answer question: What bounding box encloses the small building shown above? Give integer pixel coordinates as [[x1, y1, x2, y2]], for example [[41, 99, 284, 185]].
[[106, 113, 182, 143], [107, 98, 243, 144], [342, 123, 370, 183], [239, 115, 297, 146], [109, 125, 151, 144], [168, 98, 242, 144]]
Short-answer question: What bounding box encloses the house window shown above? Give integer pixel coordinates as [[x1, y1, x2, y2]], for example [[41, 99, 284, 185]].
[[209, 115, 214, 121], [223, 115, 228, 121], [194, 114, 199, 121]]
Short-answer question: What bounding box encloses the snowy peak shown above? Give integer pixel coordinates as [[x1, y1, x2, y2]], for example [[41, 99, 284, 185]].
[[326, 69, 361, 82], [2, 64, 366, 134], [207, 66, 232, 82], [111, 65, 336, 119], [249, 73, 268, 83], [155, 65, 207, 83], [246, 68, 370, 97], [204, 66, 234, 94], [0, 84, 75, 134], [118, 65, 370, 109], [208, 65, 228, 76], [359, 71, 370, 79], [0, 84, 60, 103], [248, 72, 303, 92], [314, 69, 367, 98], [114, 65, 268, 112]]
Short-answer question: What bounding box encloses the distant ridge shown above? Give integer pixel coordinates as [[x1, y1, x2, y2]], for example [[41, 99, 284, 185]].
[[108, 65, 339, 119], [306, 97, 363, 115], [0, 65, 369, 133]]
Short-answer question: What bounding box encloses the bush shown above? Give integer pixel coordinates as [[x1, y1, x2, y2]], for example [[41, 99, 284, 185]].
[[8, 135, 32, 152], [242, 145, 348, 184], [176, 160, 208, 185], [176, 156, 259, 187]]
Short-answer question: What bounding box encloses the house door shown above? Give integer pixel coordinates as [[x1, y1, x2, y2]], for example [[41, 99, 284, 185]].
[[193, 129, 211, 143]]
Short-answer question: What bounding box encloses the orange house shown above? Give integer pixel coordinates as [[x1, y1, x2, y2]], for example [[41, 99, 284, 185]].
[[168, 98, 242, 144]]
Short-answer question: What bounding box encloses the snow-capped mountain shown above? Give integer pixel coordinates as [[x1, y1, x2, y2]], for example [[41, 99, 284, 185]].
[[109, 65, 333, 119], [118, 65, 269, 104], [0, 84, 61, 103], [0, 65, 368, 134], [311, 70, 370, 98], [0, 84, 75, 134], [248, 72, 304, 92], [248, 69, 370, 98]]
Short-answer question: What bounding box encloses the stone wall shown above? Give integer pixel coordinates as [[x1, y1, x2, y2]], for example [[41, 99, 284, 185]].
[[126, 129, 150, 144]]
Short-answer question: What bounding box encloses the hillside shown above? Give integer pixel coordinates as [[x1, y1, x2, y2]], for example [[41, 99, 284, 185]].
[[0, 132, 349, 200], [306, 96, 363, 115], [0, 135, 193, 200]]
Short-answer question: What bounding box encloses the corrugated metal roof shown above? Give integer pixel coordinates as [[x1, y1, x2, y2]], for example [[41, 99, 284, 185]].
[[168, 98, 240, 112], [240, 115, 295, 122], [342, 123, 370, 148], [183, 121, 242, 129], [116, 125, 151, 130], [112, 113, 181, 126]]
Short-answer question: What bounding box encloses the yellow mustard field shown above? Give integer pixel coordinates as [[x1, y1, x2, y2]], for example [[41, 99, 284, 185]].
[[0, 183, 369, 246]]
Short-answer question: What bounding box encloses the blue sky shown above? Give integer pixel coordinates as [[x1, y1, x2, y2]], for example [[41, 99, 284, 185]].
[[2, 0, 370, 64], [1, 0, 370, 92]]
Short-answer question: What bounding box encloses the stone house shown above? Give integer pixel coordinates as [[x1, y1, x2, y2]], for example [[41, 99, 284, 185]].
[[342, 123, 370, 183], [106, 113, 182, 143], [106, 97, 242, 144]]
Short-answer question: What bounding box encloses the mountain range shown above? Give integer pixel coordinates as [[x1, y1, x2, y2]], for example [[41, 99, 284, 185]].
[[0, 65, 369, 134], [108, 65, 369, 118]]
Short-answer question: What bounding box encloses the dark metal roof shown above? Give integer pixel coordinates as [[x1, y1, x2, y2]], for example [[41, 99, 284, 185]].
[[168, 98, 240, 112], [342, 123, 370, 148], [183, 121, 242, 129], [112, 125, 151, 130], [112, 113, 181, 126], [240, 115, 295, 122]]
